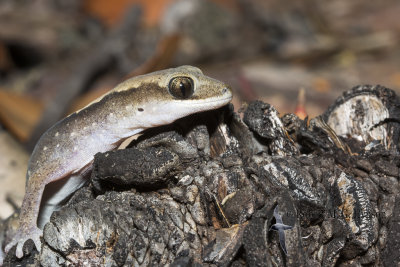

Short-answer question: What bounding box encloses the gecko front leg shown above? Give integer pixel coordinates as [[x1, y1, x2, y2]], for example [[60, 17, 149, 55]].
[[5, 177, 44, 258]]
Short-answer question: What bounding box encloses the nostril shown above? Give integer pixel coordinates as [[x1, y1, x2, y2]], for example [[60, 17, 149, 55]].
[[222, 87, 228, 94]]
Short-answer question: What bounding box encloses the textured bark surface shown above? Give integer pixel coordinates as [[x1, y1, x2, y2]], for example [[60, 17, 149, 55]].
[[3, 85, 400, 266]]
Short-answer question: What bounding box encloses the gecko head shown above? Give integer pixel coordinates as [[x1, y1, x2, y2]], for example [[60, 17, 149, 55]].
[[164, 65, 232, 113], [120, 65, 233, 127]]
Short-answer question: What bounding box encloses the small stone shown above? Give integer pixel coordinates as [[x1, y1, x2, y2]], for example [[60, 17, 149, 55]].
[[378, 194, 396, 224], [369, 174, 380, 185], [309, 166, 323, 183], [381, 195, 400, 265], [337, 259, 362, 266], [301, 226, 321, 254], [378, 226, 388, 249], [178, 175, 194, 186], [322, 237, 346, 266], [352, 168, 368, 178], [298, 155, 314, 166], [185, 185, 199, 204], [189, 196, 206, 226], [375, 160, 399, 177], [306, 259, 321, 267], [361, 178, 379, 202], [321, 220, 334, 244], [321, 218, 346, 244], [318, 157, 335, 170], [358, 246, 376, 265], [222, 188, 254, 224], [378, 176, 399, 194], [170, 187, 185, 202], [355, 159, 373, 173], [91, 147, 180, 190], [220, 155, 243, 169]]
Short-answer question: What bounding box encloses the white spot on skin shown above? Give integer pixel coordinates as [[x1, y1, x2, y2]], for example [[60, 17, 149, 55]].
[[43, 146, 48, 151], [74, 146, 78, 151], [71, 132, 75, 137], [57, 144, 60, 148], [55, 132, 59, 137], [92, 122, 96, 126]]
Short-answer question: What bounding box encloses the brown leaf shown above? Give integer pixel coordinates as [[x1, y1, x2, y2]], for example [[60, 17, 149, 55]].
[[0, 90, 43, 141]]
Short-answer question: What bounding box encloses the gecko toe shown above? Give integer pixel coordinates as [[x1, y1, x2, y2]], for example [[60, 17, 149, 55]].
[[4, 240, 15, 253], [15, 242, 24, 259], [33, 237, 42, 253]]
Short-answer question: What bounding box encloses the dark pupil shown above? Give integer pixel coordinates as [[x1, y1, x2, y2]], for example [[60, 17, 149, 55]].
[[169, 77, 194, 99], [179, 82, 186, 96]]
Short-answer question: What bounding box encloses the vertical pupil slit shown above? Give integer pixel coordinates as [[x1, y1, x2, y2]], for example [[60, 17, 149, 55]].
[[180, 82, 185, 96]]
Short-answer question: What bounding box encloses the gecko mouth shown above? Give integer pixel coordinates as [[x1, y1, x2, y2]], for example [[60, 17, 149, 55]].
[[207, 96, 232, 103], [190, 95, 233, 106]]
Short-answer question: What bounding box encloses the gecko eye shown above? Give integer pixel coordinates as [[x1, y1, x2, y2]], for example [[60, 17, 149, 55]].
[[168, 77, 194, 99]]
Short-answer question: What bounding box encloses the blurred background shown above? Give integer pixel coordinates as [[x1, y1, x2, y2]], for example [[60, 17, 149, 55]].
[[0, 0, 400, 217]]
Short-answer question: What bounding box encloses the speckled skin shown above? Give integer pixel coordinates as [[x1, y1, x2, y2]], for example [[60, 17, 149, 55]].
[[3, 66, 232, 261]]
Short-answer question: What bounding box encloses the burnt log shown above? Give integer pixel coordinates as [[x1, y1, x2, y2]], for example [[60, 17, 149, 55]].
[[3, 85, 400, 266]]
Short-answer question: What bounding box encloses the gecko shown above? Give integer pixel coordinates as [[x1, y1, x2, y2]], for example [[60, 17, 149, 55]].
[[2, 65, 232, 262]]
